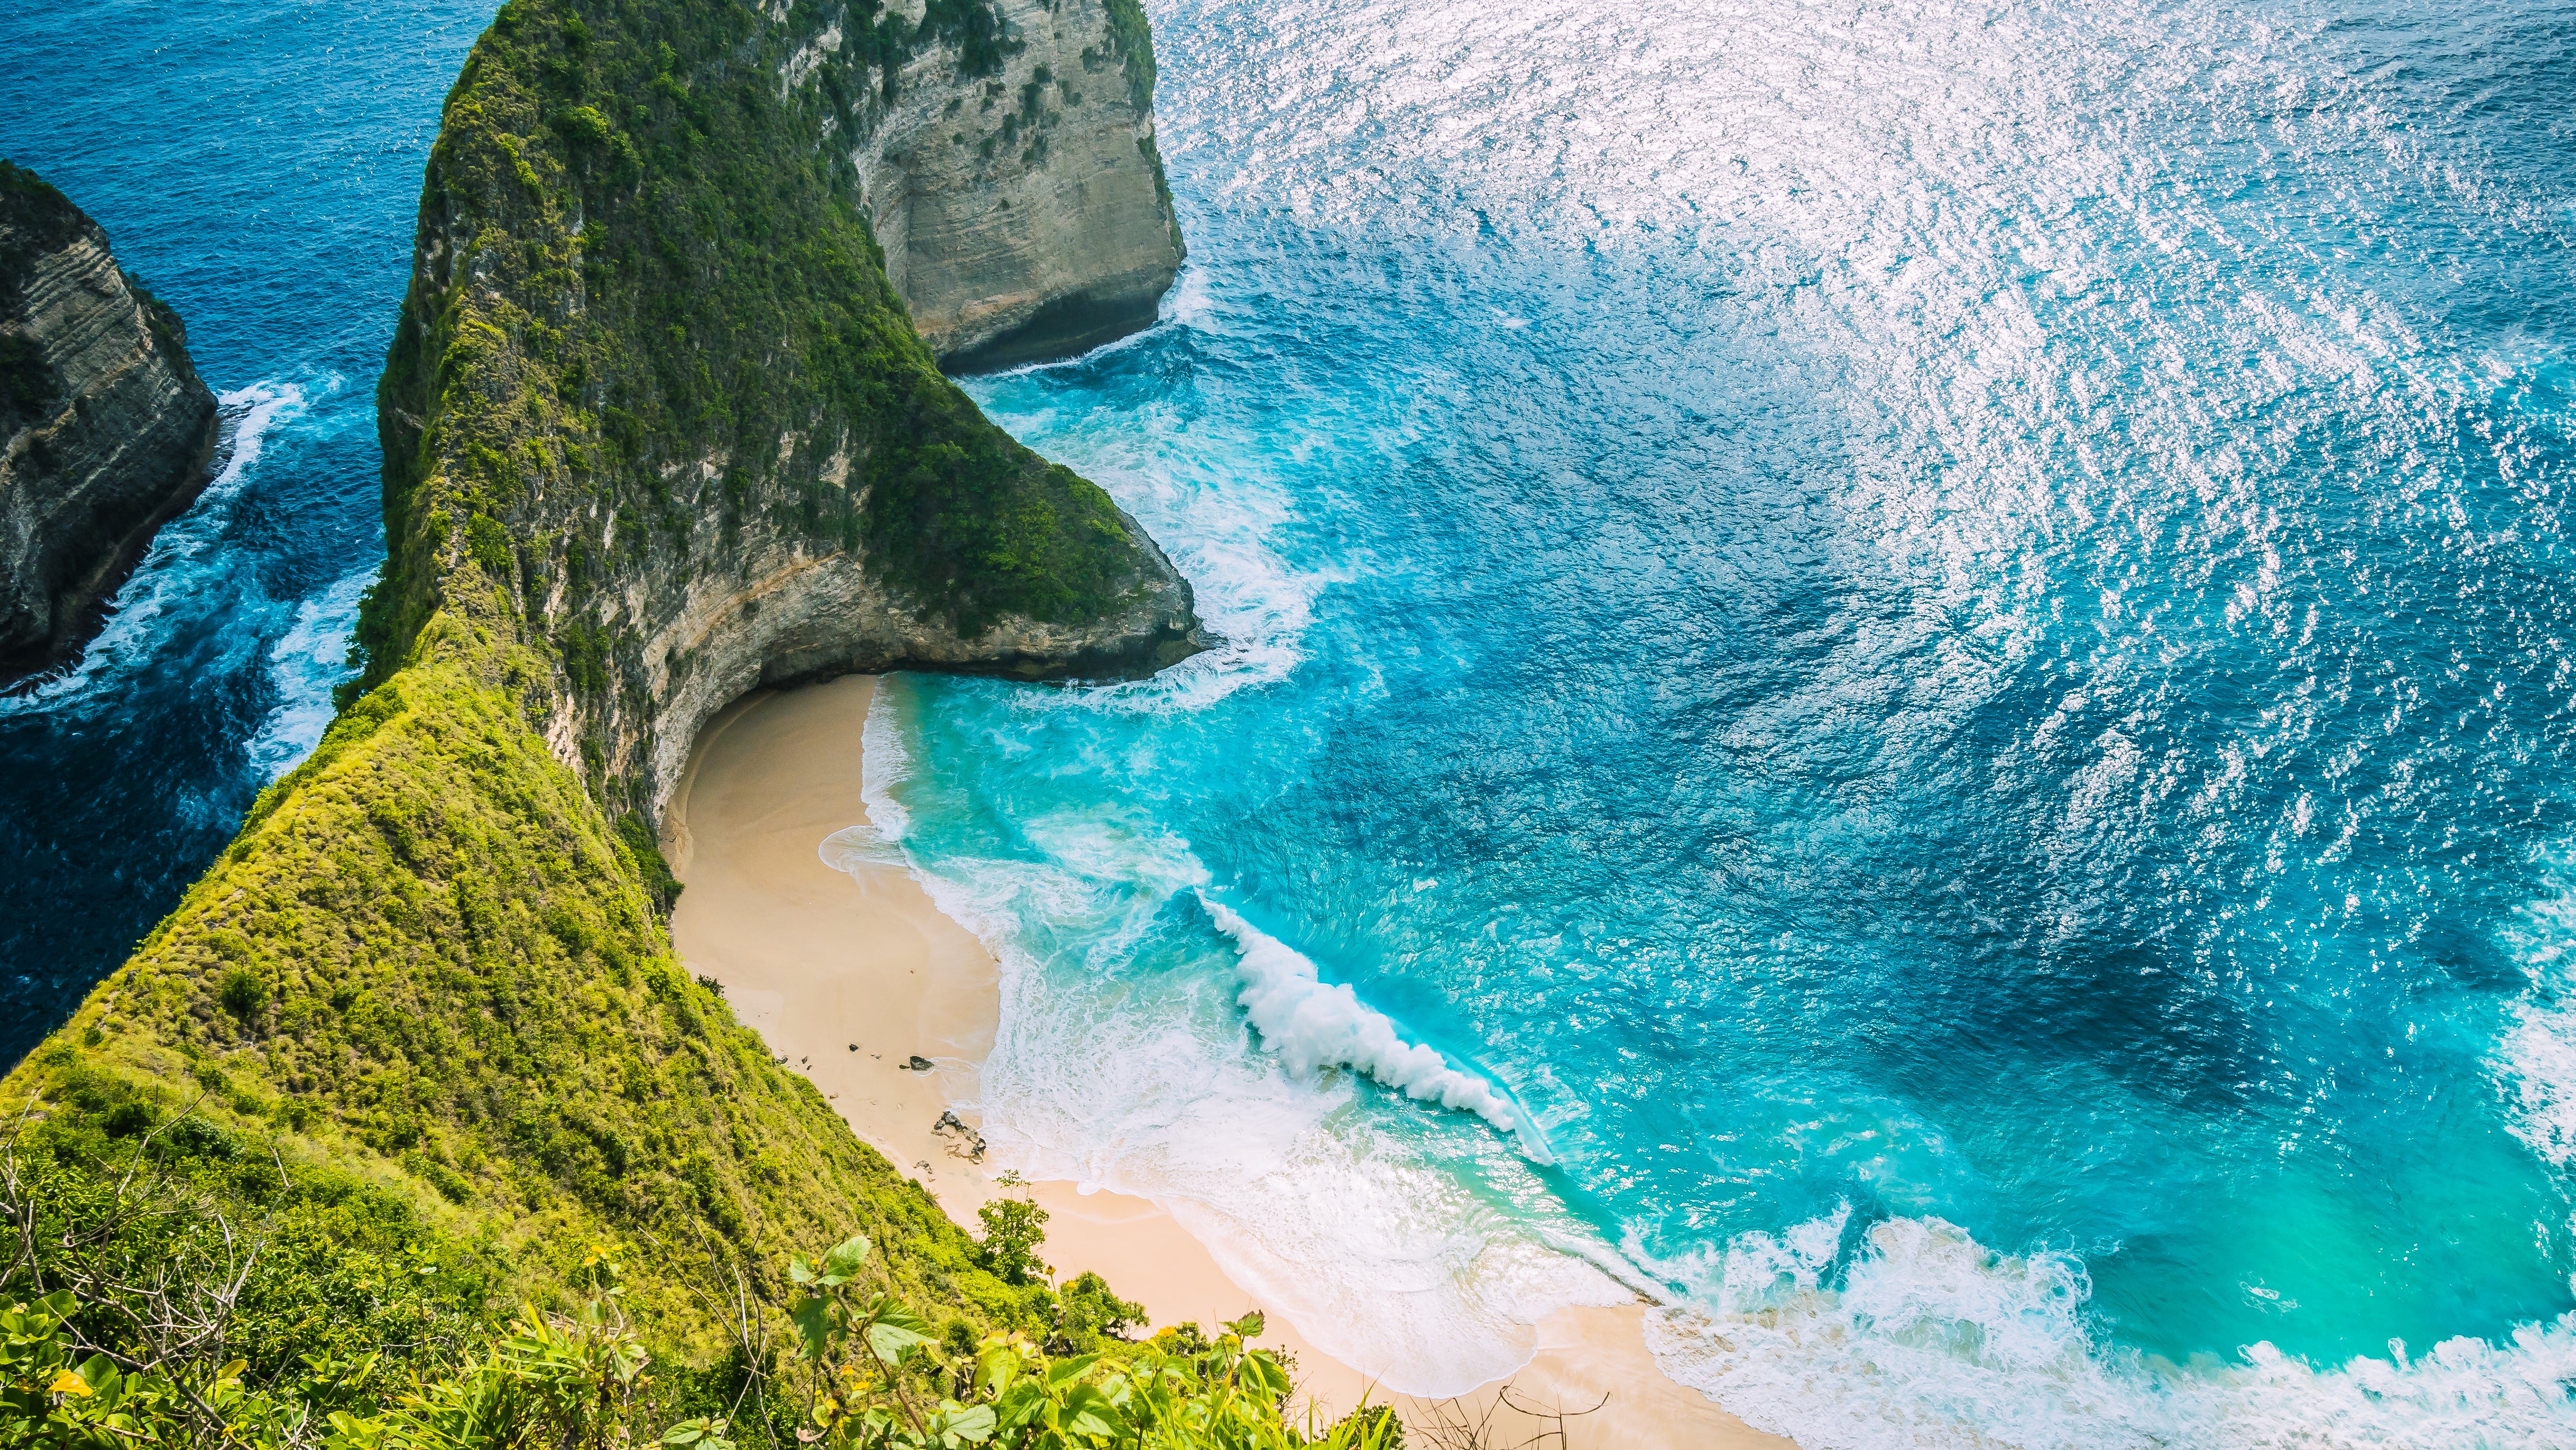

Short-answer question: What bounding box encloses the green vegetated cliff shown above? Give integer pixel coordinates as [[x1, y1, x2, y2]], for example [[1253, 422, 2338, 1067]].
[[362, 0, 1201, 825], [3, 0, 1216, 1433]]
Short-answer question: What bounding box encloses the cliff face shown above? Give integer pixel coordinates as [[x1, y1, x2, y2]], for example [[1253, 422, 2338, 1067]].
[[849, 0, 1185, 371], [0, 162, 219, 676]]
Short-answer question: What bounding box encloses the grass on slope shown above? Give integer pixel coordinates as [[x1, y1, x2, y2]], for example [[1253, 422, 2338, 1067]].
[[7, 0, 1190, 1412], [4, 608, 1058, 1369]]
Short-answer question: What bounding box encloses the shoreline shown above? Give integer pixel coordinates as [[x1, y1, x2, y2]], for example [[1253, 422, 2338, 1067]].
[[663, 676, 1788, 1447]]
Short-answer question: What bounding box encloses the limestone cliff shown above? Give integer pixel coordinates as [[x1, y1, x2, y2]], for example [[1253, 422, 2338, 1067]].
[[0, 162, 219, 677], [357, 0, 1204, 822], [843, 0, 1186, 371]]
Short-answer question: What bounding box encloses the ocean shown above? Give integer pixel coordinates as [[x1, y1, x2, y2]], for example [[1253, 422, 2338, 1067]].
[[0, 0, 484, 1065], [10, 0, 2576, 1444]]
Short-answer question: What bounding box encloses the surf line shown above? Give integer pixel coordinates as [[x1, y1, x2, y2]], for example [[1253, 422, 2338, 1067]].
[[1195, 889, 1556, 1162]]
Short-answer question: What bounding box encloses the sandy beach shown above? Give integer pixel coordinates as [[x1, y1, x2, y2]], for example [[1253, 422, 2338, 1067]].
[[663, 677, 1789, 1448]]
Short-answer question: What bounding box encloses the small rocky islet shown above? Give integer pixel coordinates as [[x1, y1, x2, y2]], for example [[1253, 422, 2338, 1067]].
[[0, 159, 219, 681]]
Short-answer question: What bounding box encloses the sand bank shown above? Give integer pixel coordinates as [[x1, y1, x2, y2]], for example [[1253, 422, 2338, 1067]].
[[664, 677, 1787, 1448]]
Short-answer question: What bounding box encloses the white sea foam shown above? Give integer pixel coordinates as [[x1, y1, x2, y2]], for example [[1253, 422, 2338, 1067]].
[[1642, 1212, 2576, 1449], [970, 861, 1623, 1392], [3, 380, 309, 710], [1199, 893, 1519, 1132], [850, 678, 916, 853], [967, 395, 1333, 719], [1061, 448, 1328, 717], [843, 705, 2576, 1440], [827, 713, 1625, 1393], [900, 0, 2576, 1428], [836, 657, 2576, 1449], [1161, 259, 1216, 331], [2503, 1006, 2576, 1172], [2499, 859, 2576, 1169], [244, 566, 369, 778]]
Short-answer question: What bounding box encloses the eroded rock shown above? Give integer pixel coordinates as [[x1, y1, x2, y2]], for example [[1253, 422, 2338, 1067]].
[[0, 162, 218, 678]]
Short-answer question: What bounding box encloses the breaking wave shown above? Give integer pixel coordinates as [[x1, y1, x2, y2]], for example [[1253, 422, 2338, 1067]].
[[1199, 893, 1519, 1133], [2, 380, 308, 712], [1643, 1213, 2576, 1450], [243, 565, 369, 778]]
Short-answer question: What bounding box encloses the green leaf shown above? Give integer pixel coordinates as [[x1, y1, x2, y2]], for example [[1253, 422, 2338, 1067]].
[[976, 1342, 1025, 1397], [1222, 1310, 1264, 1339], [934, 1402, 997, 1445], [1241, 1348, 1292, 1398], [790, 1296, 837, 1361], [818, 1232, 872, 1286], [861, 1301, 933, 1365], [996, 1381, 1051, 1428], [1057, 1383, 1125, 1440]]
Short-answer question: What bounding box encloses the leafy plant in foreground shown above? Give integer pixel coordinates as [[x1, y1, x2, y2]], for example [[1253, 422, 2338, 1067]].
[[779, 1230, 1394, 1450], [1, 1156, 1397, 1450]]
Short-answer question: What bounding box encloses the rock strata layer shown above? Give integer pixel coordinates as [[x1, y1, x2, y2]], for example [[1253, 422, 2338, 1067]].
[[0, 162, 218, 676]]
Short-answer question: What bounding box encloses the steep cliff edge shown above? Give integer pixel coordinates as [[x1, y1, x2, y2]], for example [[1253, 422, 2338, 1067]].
[[4, 0, 1201, 1362], [0, 161, 219, 677], [852, 0, 1186, 370], [360, 0, 1204, 822]]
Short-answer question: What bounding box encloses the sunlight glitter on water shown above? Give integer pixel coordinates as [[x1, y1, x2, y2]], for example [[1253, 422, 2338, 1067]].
[[919, 0, 2576, 1442]]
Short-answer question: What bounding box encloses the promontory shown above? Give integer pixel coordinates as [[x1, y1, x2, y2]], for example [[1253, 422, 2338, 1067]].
[[4, 0, 1206, 1412]]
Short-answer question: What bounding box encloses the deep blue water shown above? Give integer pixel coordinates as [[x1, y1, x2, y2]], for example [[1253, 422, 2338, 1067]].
[[0, 0, 485, 1066], [11, 0, 2576, 1443]]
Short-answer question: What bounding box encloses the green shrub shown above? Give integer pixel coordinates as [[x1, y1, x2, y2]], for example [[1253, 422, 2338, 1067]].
[[218, 965, 268, 1018], [0, 1111, 1396, 1450], [1057, 1269, 1146, 1348], [975, 1197, 1050, 1287], [617, 811, 683, 914], [549, 103, 614, 145]]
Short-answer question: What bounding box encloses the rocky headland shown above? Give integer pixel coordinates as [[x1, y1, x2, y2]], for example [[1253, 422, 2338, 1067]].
[[0, 160, 218, 678], [361, 0, 1205, 824], [7, 0, 1200, 1382]]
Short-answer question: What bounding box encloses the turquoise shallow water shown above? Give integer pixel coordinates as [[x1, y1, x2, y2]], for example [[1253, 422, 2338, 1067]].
[[909, 0, 2576, 1440], [10, 0, 2576, 1443]]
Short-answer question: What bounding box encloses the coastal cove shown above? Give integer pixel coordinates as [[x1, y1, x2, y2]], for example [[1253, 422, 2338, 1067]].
[[659, 674, 1788, 1447], [2, 0, 2573, 1443]]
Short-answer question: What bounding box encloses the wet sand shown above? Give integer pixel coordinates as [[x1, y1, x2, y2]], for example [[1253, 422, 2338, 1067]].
[[663, 676, 1789, 1448]]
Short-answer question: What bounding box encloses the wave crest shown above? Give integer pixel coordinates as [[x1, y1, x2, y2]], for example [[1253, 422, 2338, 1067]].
[[2, 380, 310, 712], [1199, 893, 1517, 1132], [1644, 1213, 2576, 1449]]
